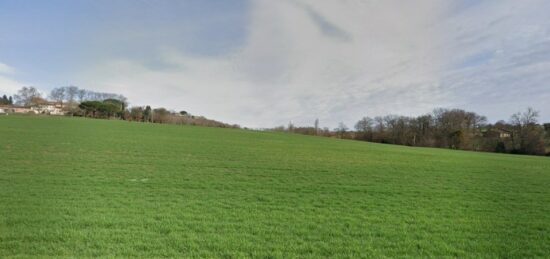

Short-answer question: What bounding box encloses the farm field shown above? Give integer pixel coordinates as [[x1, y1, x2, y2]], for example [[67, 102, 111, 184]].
[[1, 115, 549, 258]]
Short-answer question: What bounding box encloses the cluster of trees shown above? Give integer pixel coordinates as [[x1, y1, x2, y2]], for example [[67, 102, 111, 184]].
[[124, 106, 238, 128], [12, 86, 45, 106], [507, 109, 549, 155], [78, 99, 126, 118], [273, 108, 550, 156], [352, 108, 489, 149], [9, 86, 126, 109], [77, 100, 237, 127], [50, 86, 127, 111], [0, 95, 13, 105]]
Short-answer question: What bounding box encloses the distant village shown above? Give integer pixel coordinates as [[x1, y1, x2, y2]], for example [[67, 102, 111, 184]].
[[0, 101, 64, 115], [0, 86, 135, 117], [0, 86, 240, 129]]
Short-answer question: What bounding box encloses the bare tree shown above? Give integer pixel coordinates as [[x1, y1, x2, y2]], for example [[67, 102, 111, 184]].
[[129, 107, 144, 121], [510, 107, 545, 155], [64, 86, 79, 109], [117, 94, 128, 110], [152, 108, 170, 123], [355, 117, 373, 140], [287, 121, 294, 132], [77, 89, 87, 102], [335, 122, 348, 139], [14, 86, 42, 106], [49, 88, 65, 108]]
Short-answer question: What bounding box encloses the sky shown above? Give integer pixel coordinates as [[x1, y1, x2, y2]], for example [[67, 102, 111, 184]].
[[1, 0, 549, 128]]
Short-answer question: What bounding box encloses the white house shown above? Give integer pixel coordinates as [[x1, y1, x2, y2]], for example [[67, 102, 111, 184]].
[[31, 102, 64, 115]]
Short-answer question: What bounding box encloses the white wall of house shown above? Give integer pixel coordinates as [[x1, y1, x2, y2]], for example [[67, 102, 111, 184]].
[[31, 104, 64, 115]]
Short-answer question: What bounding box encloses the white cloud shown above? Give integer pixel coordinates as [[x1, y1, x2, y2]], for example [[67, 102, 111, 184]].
[[0, 62, 15, 75], [0, 62, 24, 96], [78, 0, 550, 127], [436, 0, 550, 121], [0, 76, 24, 96], [80, 0, 448, 128]]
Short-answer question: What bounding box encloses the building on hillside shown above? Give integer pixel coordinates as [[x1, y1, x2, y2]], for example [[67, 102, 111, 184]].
[[482, 128, 513, 139], [31, 102, 64, 115], [495, 128, 512, 139], [0, 105, 10, 114], [15, 106, 35, 114], [0, 102, 64, 115], [0, 105, 36, 114]]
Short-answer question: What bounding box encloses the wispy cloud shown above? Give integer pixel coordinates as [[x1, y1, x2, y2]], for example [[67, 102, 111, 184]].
[[0, 62, 25, 95], [0, 62, 15, 75], [2, 0, 549, 126], [79, 0, 448, 127], [437, 0, 550, 121]]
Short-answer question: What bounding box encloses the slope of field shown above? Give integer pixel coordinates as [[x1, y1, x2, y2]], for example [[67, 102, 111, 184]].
[[1, 115, 549, 257]]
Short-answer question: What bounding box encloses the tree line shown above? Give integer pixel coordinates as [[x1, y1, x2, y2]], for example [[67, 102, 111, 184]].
[[272, 108, 550, 156], [7, 86, 549, 155], [6, 86, 240, 129]]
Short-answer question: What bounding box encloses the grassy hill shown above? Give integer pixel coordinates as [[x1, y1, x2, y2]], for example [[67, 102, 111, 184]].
[[1, 115, 549, 257]]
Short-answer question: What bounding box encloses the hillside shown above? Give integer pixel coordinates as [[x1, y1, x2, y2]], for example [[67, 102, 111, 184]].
[[1, 115, 549, 257]]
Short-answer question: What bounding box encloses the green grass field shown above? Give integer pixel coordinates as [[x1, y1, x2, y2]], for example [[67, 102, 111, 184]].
[[1, 115, 549, 258]]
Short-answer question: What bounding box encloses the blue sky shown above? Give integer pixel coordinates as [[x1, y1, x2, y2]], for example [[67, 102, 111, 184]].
[[0, 0, 248, 86], [1, 0, 549, 127]]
